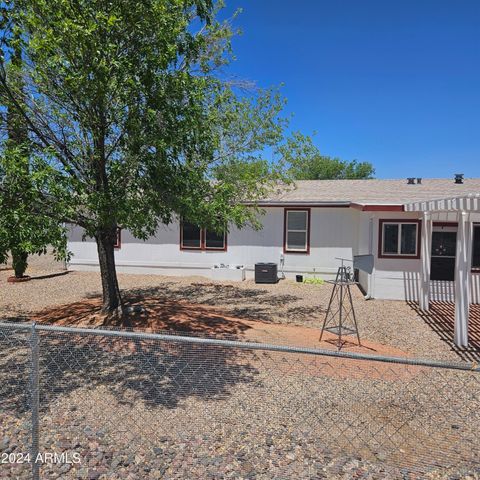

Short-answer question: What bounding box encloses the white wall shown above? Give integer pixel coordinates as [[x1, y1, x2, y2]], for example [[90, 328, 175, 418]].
[[353, 211, 424, 300], [355, 213, 374, 295], [66, 208, 480, 304], [67, 207, 360, 280], [367, 211, 423, 301], [365, 211, 480, 304]]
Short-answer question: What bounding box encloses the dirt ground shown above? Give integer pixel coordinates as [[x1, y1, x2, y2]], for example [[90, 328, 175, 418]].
[[2, 255, 480, 479], [0, 253, 472, 362]]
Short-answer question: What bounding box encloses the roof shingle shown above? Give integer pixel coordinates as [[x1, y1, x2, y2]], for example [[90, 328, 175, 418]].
[[263, 178, 480, 205]]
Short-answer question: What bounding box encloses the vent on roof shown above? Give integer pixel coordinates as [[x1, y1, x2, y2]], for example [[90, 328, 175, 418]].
[[407, 177, 416, 185], [454, 173, 464, 184]]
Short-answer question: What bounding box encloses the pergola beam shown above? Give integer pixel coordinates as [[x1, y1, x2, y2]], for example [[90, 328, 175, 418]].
[[405, 194, 480, 213]]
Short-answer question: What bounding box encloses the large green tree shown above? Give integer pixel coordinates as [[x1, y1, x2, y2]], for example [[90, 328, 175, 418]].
[[280, 132, 375, 180], [0, 0, 289, 319], [0, 20, 68, 278]]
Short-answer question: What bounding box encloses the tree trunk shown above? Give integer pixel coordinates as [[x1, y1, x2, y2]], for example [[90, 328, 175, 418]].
[[11, 250, 28, 278], [96, 229, 125, 324]]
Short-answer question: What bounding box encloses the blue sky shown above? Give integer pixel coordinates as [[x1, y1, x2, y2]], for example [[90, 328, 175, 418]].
[[221, 1, 480, 179]]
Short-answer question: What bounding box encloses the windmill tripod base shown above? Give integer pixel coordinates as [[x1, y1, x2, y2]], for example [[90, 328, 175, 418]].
[[319, 266, 361, 350]]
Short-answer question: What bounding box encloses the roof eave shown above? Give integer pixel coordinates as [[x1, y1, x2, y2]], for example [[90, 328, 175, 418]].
[[248, 201, 352, 208], [351, 203, 405, 212], [244, 201, 408, 211]]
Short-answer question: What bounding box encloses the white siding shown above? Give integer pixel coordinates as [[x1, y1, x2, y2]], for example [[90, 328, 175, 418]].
[[355, 213, 374, 295], [368, 211, 422, 301], [68, 207, 359, 280], [66, 208, 480, 304]]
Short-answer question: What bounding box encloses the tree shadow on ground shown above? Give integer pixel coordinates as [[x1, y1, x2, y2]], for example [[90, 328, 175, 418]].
[[0, 326, 259, 417], [0, 312, 31, 323], [0, 329, 32, 415], [29, 271, 70, 281], [124, 283, 303, 323], [407, 301, 480, 362], [33, 293, 255, 338], [286, 305, 326, 322], [0, 281, 320, 417], [33, 282, 308, 331]]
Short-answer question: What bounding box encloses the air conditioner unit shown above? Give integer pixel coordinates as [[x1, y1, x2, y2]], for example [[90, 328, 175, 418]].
[[254, 263, 278, 284]]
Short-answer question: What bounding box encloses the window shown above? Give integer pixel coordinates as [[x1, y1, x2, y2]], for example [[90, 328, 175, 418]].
[[205, 229, 225, 250], [379, 220, 420, 258], [181, 222, 202, 249], [284, 209, 310, 253], [180, 222, 226, 251], [473, 225, 480, 269]]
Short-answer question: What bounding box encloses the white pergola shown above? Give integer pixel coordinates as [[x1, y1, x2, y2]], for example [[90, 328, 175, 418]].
[[404, 194, 480, 347]]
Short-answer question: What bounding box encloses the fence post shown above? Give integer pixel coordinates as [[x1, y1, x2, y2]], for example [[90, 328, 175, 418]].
[[30, 323, 40, 480]]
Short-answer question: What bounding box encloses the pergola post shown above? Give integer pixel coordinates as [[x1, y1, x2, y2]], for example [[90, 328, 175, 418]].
[[454, 211, 472, 347], [404, 194, 479, 349], [419, 212, 432, 311]]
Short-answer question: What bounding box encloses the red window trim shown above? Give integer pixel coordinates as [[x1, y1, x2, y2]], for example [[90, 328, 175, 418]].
[[113, 228, 121, 249], [179, 221, 203, 250], [378, 219, 421, 259], [179, 222, 227, 252], [283, 208, 311, 255], [204, 230, 228, 251]]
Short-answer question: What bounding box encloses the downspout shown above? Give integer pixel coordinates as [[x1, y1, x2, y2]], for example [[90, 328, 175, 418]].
[[364, 215, 375, 300], [279, 253, 285, 280], [63, 222, 69, 271]]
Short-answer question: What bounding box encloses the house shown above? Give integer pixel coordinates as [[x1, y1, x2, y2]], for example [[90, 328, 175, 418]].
[[68, 176, 480, 346]]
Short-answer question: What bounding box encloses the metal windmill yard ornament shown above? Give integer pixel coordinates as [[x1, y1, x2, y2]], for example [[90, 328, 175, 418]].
[[320, 257, 361, 350]]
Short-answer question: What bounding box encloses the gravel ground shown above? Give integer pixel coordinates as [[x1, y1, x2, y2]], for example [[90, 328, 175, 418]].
[[1, 255, 480, 479], [0, 256, 467, 362], [0, 331, 479, 480]]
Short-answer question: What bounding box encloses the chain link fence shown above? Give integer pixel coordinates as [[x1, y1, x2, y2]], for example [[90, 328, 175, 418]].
[[1, 321, 480, 479]]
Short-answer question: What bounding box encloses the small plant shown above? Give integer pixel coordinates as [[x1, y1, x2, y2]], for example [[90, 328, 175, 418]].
[[302, 268, 325, 285], [303, 277, 325, 285]]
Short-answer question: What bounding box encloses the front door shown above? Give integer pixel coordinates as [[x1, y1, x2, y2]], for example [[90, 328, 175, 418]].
[[430, 231, 457, 281]]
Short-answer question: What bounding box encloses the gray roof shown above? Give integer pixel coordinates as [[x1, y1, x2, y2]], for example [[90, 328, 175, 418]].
[[261, 178, 480, 206]]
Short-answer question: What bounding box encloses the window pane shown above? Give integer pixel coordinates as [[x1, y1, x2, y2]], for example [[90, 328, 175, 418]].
[[287, 231, 307, 251], [287, 211, 307, 231], [182, 222, 201, 248], [432, 232, 456, 257], [400, 224, 417, 255], [205, 230, 225, 249], [473, 226, 480, 268], [383, 224, 399, 254]]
